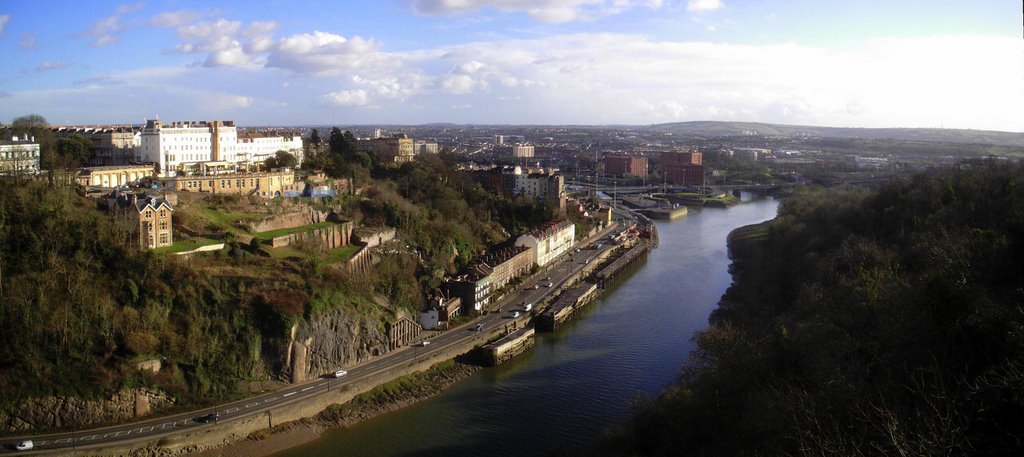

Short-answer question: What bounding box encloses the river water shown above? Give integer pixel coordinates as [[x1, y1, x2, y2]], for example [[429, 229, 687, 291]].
[[274, 197, 779, 457]]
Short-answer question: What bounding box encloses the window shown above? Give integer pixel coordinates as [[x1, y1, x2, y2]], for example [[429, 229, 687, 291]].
[[159, 233, 168, 245]]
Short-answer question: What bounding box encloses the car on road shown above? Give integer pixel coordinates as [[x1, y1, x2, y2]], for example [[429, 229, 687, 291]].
[[196, 412, 219, 423], [420, 340, 431, 346], [474, 323, 484, 332], [512, 311, 521, 318], [544, 282, 554, 288], [9, 440, 33, 451], [334, 369, 348, 378], [529, 284, 540, 290]]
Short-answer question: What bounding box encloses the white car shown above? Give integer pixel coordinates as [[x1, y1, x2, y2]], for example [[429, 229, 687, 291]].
[[420, 340, 431, 346], [14, 440, 33, 451], [334, 370, 348, 378]]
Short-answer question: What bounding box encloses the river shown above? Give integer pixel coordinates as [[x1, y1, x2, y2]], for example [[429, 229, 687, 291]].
[[273, 196, 779, 457]]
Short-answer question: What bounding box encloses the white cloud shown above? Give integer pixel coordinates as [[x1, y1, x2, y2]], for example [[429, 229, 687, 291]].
[[411, 0, 664, 23], [116, 2, 145, 15], [174, 19, 280, 68], [686, 0, 722, 12], [390, 33, 1023, 130], [35, 61, 72, 72], [325, 89, 369, 106], [267, 31, 393, 76], [149, 10, 201, 28], [79, 3, 145, 46], [0, 15, 9, 36], [20, 32, 35, 49]]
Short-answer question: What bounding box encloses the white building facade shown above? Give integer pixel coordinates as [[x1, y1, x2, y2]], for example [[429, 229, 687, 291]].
[[140, 120, 306, 174], [512, 143, 535, 158], [515, 220, 575, 267], [237, 135, 304, 166], [140, 120, 239, 174], [0, 136, 41, 176]]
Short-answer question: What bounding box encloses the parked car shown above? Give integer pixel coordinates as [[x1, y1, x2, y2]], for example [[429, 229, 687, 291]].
[[334, 369, 348, 378]]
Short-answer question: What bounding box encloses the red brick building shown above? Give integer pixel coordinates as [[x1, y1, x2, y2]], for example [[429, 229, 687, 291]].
[[603, 156, 649, 177], [661, 151, 704, 186]]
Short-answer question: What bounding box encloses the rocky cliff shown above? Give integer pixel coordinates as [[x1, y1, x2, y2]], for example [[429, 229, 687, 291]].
[[289, 308, 392, 383], [0, 388, 174, 433]]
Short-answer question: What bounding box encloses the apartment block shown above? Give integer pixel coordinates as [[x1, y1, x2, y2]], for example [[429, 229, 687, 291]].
[[603, 156, 649, 177], [0, 136, 40, 176]]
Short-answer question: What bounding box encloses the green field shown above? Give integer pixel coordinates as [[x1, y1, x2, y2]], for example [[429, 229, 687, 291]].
[[152, 237, 221, 254], [254, 221, 335, 240]]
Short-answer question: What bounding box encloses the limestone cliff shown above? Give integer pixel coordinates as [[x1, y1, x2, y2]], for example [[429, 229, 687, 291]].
[[0, 388, 173, 433], [288, 309, 391, 383]]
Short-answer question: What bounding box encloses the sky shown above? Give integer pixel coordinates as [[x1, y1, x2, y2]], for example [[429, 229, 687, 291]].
[[0, 0, 1021, 131]]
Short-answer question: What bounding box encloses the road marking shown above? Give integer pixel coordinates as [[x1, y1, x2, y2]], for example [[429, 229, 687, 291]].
[[302, 386, 314, 391], [159, 422, 175, 429], [37, 440, 50, 446], [103, 430, 129, 438], [55, 438, 72, 444], [246, 403, 258, 408], [318, 383, 327, 387], [81, 435, 98, 441], [264, 398, 275, 403], [139, 426, 155, 433], [226, 407, 239, 413], [283, 392, 296, 397]]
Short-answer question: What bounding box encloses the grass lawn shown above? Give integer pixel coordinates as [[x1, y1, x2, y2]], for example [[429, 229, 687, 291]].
[[266, 244, 359, 263], [326, 245, 360, 263], [266, 245, 304, 260], [153, 237, 221, 254], [254, 221, 335, 240], [197, 206, 265, 236]]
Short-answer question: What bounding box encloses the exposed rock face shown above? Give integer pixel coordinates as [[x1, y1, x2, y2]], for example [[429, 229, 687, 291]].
[[0, 388, 174, 433], [292, 309, 391, 382]]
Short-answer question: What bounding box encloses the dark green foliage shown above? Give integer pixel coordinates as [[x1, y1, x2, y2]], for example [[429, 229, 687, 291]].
[[600, 162, 1024, 456], [0, 180, 297, 406], [56, 134, 94, 166], [263, 150, 298, 170]]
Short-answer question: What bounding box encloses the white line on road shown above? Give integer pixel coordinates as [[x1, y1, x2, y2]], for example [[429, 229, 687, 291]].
[[283, 392, 296, 397], [302, 386, 314, 391]]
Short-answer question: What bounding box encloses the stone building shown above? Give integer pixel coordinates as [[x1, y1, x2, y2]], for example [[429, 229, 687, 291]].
[[109, 192, 175, 250], [661, 151, 704, 186], [0, 136, 40, 176], [515, 220, 575, 267], [155, 170, 296, 198], [603, 156, 649, 177]]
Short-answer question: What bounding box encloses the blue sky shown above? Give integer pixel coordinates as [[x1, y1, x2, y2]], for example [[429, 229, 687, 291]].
[[0, 0, 1020, 130]]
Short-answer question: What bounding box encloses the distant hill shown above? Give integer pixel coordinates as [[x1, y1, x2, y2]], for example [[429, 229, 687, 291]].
[[646, 121, 1024, 147]]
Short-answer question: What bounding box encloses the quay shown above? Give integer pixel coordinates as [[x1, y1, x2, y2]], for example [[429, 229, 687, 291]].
[[594, 243, 650, 289], [537, 282, 599, 332], [636, 206, 687, 220], [479, 326, 536, 366]]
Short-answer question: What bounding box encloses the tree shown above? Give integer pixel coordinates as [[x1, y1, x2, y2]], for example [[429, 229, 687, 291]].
[[263, 151, 297, 170], [56, 134, 94, 166], [11, 114, 56, 172]]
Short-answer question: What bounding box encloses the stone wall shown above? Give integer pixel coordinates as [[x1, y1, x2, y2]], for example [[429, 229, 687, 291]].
[[0, 388, 174, 433], [247, 208, 331, 234], [353, 226, 396, 249], [268, 222, 353, 249]]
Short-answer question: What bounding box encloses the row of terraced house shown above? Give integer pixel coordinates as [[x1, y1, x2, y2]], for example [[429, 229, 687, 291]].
[[436, 220, 576, 320]]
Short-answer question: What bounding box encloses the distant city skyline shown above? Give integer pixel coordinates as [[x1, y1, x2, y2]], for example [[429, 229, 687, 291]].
[[0, 0, 1020, 131]]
